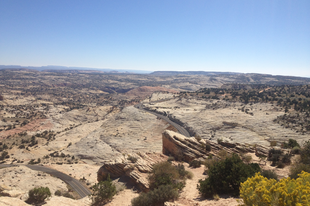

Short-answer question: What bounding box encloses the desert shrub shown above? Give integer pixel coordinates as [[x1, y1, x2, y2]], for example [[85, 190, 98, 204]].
[[18, 144, 25, 149], [261, 169, 278, 181], [203, 158, 218, 170], [205, 144, 211, 152], [189, 159, 202, 168], [290, 163, 310, 179], [54, 190, 61, 196], [276, 161, 285, 168], [131, 185, 179, 206], [167, 156, 175, 162], [281, 153, 291, 164], [283, 138, 300, 149], [148, 161, 186, 191], [300, 140, 310, 164], [91, 174, 116, 205], [291, 146, 301, 154], [213, 194, 220, 201], [217, 149, 229, 159], [268, 148, 283, 160], [175, 164, 193, 179], [240, 172, 310, 206], [268, 148, 283, 165], [197, 153, 260, 197], [0, 151, 8, 160], [62, 192, 74, 199], [133, 161, 190, 206], [26, 187, 51, 204], [243, 154, 252, 164], [149, 162, 178, 189], [270, 140, 277, 147], [127, 156, 138, 163]]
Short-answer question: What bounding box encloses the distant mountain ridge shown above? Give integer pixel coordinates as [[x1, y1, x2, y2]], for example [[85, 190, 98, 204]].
[[0, 65, 151, 74], [150, 71, 240, 76]]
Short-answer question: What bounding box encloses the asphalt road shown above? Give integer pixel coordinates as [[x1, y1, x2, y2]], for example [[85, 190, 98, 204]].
[[135, 103, 190, 137], [0, 164, 91, 198]]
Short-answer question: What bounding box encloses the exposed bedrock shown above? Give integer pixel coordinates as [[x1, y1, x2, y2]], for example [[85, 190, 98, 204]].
[[162, 130, 269, 162]]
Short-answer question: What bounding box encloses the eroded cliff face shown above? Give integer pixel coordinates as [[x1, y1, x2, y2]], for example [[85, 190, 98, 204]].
[[162, 130, 269, 162]]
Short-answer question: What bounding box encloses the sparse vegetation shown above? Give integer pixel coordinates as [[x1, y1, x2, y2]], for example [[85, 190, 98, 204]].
[[25, 187, 51, 205], [90, 174, 117, 205], [189, 159, 202, 168], [198, 153, 260, 197], [132, 161, 192, 206]]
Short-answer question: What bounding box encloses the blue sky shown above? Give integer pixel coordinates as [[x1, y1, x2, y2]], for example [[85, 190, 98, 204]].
[[0, 0, 309, 77]]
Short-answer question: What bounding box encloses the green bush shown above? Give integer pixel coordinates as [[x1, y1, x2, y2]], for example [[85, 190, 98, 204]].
[[91, 174, 116, 205], [127, 156, 138, 163], [205, 144, 211, 152], [26, 187, 51, 204], [149, 161, 181, 190], [189, 159, 202, 168], [133, 161, 192, 206], [203, 158, 218, 170], [300, 140, 310, 164], [261, 169, 278, 181], [54, 190, 61, 196], [131, 185, 179, 206], [281, 153, 291, 164], [283, 138, 300, 149], [291, 146, 301, 154], [197, 153, 260, 197], [290, 163, 310, 179]]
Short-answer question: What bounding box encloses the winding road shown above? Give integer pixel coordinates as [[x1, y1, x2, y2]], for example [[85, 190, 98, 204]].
[[0, 164, 91, 198], [135, 103, 190, 137]]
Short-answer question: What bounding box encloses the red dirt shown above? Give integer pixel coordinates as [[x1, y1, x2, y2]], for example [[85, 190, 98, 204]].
[[0, 119, 53, 139]]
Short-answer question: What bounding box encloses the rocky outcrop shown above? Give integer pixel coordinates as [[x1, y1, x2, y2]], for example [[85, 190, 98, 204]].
[[162, 130, 269, 162], [97, 152, 167, 191]]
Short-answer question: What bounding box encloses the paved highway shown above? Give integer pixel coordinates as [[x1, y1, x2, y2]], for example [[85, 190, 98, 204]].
[[135, 103, 190, 137], [0, 164, 91, 198]]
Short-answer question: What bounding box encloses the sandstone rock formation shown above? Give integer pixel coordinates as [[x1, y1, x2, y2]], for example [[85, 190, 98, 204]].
[[97, 152, 167, 191], [97, 130, 269, 193], [162, 130, 269, 162]]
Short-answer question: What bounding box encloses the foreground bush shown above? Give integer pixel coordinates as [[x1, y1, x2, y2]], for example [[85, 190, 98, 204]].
[[26, 187, 51, 204], [148, 161, 184, 190], [198, 153, 260, 197], [240, 171, 310, 206], [131, 185, 179, 206], [91, 174, 116, 205], [133, 161, 191, 206]]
